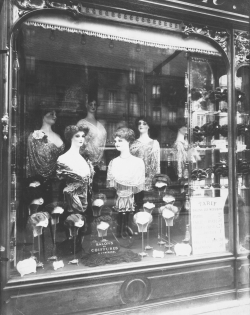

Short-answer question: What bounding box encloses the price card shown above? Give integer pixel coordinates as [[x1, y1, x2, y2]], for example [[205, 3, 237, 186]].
[[191, 197, 226, 255]]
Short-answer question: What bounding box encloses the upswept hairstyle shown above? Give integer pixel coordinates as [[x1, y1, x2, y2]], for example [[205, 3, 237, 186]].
[[113, 127, 135, 144], [135, 116, 151, 128], [64, 125, 89, 142]]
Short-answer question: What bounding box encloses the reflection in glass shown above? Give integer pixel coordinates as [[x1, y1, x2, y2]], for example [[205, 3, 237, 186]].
[[12, 24, 230, 278]]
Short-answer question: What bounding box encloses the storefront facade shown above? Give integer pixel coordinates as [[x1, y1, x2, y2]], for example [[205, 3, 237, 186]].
[[0, 1, 249, 314]]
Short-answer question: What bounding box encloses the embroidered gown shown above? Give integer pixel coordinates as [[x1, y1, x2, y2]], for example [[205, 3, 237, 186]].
[[130, 139, 160, 191], [107, 155, 145, 212], [57, 153, 94, 213], [76, 119, 107, 167], [26, 130, 65, 179]]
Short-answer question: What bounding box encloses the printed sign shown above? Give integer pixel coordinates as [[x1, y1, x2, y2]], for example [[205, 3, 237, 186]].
[[89, 239, 120, 255], [191, 197, 226, 255]]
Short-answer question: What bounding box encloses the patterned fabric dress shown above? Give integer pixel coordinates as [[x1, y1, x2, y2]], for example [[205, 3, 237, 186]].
[[76, 119, 107, 167], [57, 155, 94, 213], [130, 139, 160, 191], [107, 155, 145, 212], [26, 130, 65, 178]]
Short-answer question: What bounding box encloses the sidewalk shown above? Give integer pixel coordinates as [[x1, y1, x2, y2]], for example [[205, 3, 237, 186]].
[[112, 299, 250, 315]]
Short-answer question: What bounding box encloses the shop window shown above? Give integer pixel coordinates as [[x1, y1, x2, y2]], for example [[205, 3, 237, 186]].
[[108, 90, 117, 111], [152, 84, 161, 99], [129, 93, 139, 116], [25, 56, 35, 74], [10, 21, 230, 279], [235, 65, 250, 253], [129, 68, 136, 84]]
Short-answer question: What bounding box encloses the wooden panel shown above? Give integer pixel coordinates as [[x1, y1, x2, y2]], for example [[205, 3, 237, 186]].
[[7, 262, 236, 315], [149, 265, 234, 300], [238, 262, 250, 286], [10, 281, 122, 315]]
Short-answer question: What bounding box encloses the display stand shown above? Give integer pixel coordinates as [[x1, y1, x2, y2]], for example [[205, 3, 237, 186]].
[[162, 208, 175, 254], [133, 212, 152, 257], [48, 207, 64, 261], [97, 221, 110, 242], [68, 227, 80, 265], [28, 212, 49, 268], [65, 214, 85, 265], [143, 202, 155, 250]]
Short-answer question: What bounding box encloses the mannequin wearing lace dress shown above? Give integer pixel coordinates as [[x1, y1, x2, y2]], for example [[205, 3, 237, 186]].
[[130, 117, 160, 191], [57, 125, 94, 214], [130, 117, 160, 211]]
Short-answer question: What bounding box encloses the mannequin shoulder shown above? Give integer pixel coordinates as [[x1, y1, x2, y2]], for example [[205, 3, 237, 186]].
[[131, 155, 145, 166], [76, 119, 87, 127], [153, 140, 160, 148], [57, 152, 69, 163]]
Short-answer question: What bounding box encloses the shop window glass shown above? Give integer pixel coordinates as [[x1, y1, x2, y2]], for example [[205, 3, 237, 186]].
[[10, 23, 230, 279], [235, 65, 250, 253]]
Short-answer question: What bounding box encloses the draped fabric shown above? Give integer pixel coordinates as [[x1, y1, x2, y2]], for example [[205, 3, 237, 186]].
[[26, 131, 65, 178], [57, 158, 94, 213], [77, 119, 107, 167], [107, 155, 145, 212], [130, 139, 160, 191]]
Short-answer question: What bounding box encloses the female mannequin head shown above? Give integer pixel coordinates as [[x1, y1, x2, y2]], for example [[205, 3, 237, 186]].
[[176, 117, 187, 136], [42, 110, 57, 126], [178, 125, 187, 136], [86, 99, 98, 115], [135, 116, 150, 135], [172, 117, 187, 136], [114, 128, 135, 152], [64, 125, 89, 150]]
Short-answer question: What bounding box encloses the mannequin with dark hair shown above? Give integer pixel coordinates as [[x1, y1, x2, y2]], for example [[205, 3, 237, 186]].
[[26, 109, 64, 179], [130, 116, 160, 191], [130, 116, 160, 211], [57, 125, 94, 214], [107, 128, 145, 237]]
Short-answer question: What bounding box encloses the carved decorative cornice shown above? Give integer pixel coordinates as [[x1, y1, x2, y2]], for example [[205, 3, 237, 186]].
[[175, 0, 249, 15], [14, 0, 82, 16], [234, 30, 250, 66], [181, 23, 229, 54]]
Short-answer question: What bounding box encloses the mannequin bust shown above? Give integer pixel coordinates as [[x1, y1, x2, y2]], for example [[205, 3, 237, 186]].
[[77, 99, 107, 167], [130, 116, 160, 191], [107, 127, 145, 237], [57, 125, 94, 213], [26, 109, 64, 179], [107, 127, 145, 212], [172, 119, 200, 179], [172, 119, 189, 179]]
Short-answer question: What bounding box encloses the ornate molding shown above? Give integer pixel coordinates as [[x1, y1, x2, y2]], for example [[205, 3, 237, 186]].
[[14, 0, 82, 16], [120, 276, 151, 304], [181, 23, 229, 54], [1, 114, 9, 140], [179, 0, 250, 14], [234, 31, 250, 66]]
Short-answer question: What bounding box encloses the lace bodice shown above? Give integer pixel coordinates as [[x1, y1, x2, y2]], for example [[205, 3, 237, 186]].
[[130, 139, 160, 190]]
